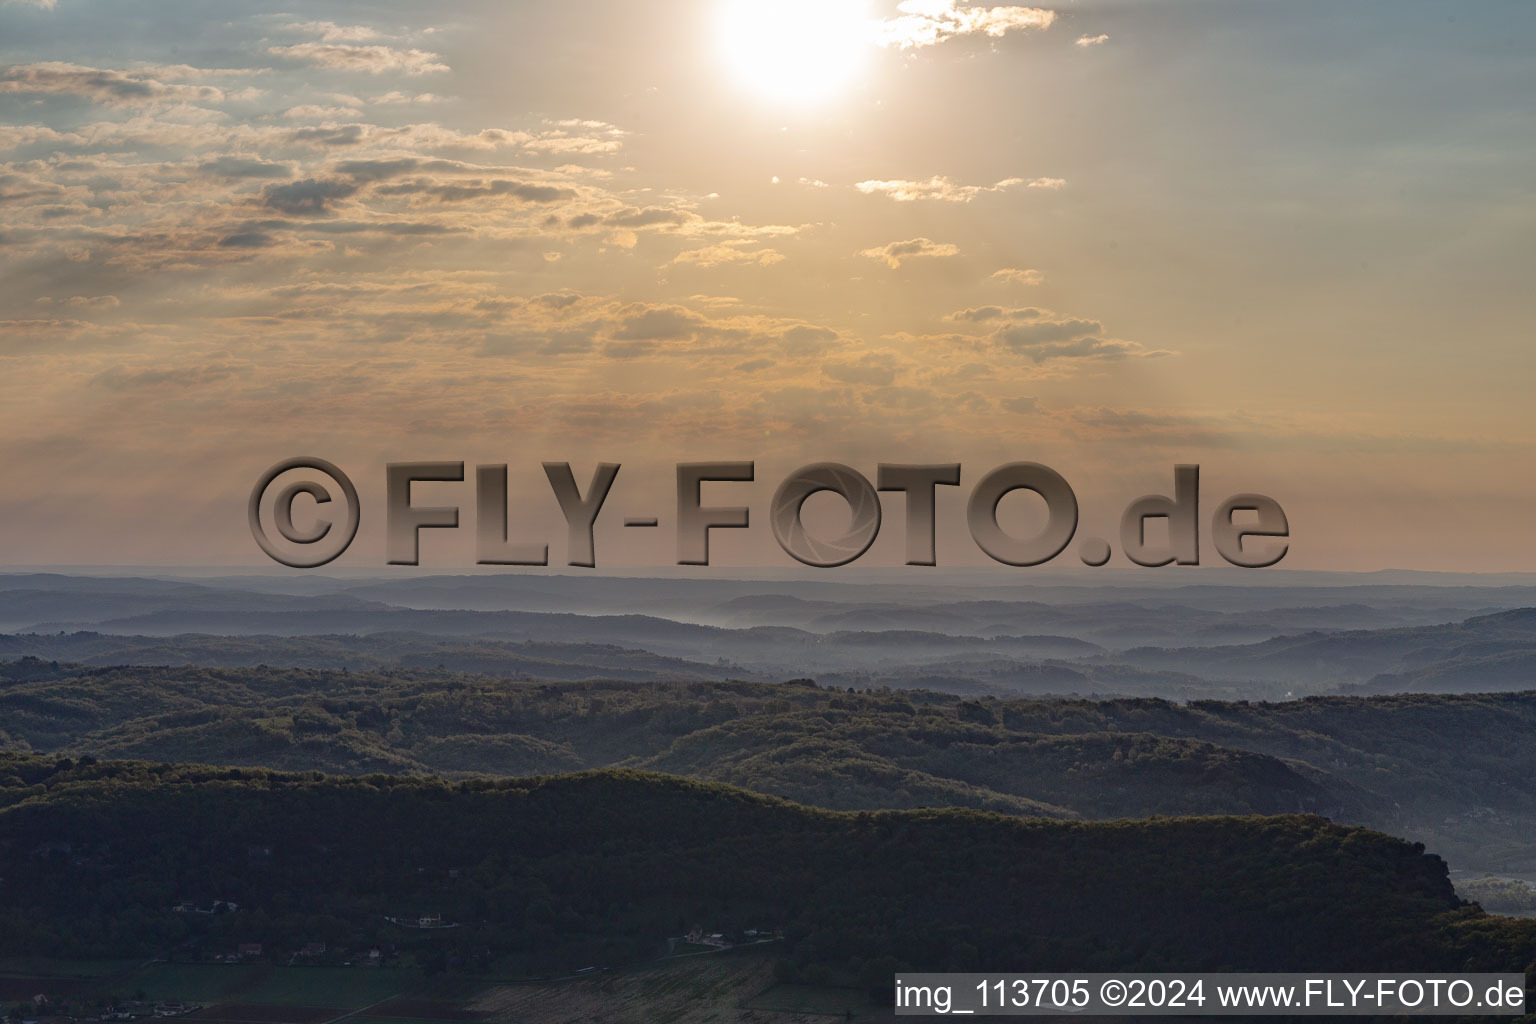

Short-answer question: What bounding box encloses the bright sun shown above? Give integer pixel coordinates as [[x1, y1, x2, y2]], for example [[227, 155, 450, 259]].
[[716, 0, 875, 104]]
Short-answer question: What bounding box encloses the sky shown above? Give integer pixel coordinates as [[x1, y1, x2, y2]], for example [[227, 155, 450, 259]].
[[0, 0, 1533, 571]]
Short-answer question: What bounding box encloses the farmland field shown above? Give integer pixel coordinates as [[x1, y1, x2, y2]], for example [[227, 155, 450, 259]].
[[130, 964, 425, 1007], [471, 952, 894, 1023], [181, 1004, 344, 1024]]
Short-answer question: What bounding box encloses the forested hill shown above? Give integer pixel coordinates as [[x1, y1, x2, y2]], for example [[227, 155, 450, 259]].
[[3, 661, 1535, 875], [1, 753, 1533, 982]]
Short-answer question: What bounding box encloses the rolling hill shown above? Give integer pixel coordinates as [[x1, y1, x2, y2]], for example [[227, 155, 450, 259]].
[[2, 661, 1533, 874], [2, 754, 1532, 987]]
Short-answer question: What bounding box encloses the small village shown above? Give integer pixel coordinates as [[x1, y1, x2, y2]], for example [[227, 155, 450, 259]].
[[4, 996, 203, 1024]]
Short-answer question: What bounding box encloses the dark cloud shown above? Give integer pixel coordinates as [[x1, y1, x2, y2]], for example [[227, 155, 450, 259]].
[[610, 305, 704, 341], [374, 179, 575, 204], [949, 305, 1170, 365], [947, 305, 1052, 324], [261, 178, 359, 216], [300, 220, 464, 235], [334, 158, 422, 182], [999, 335, 1146, 363], [994, 317, 1103, 349], [217, 231, 276, 248], [949, 305, 1006, 322], [0, 62, 226, 106]]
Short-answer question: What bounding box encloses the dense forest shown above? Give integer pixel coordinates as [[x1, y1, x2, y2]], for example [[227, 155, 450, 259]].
[[1, 659, 1533, 874], [2, 752, 1534, 989]]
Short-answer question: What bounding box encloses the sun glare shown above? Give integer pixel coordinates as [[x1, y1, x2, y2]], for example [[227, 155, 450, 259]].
[[716, 0, 874, 104]]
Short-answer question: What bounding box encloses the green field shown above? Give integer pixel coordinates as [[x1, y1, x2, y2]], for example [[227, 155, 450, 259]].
[[130, 964, 414, 1006], [0, 957, 145, 980]]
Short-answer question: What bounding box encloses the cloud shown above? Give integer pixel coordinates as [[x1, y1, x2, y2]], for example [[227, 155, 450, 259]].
[[994, 316, 1101, 348], [610, 305, 705, 341], [531, 291, 583, 309], [1002, 396, 1039, 413], [854, 175, 1027, 202], [990, 267, 1043, 286], [877, 0, 1055, 50], [372, 91, 446, 105], [285, 21, 382, 43], [261, 178, 359, 216], [944, 305, 1175, 364], [823, 354, 897, 386], [0, 169, 64, 204], [94, 363, 242, 391], [522, 120, 628, 154], [373, 179, 575, 204], [1, 0, 57, 9], [333, 158, 423, 181], [949, 306, 1063, 325], [949, 305, 1021, 322], [672, 242, 785, 268], [199, 156, 294, 179], [0, 124, 72, 151], [605, 207, 689, 229], [0, 318, 91, 343], [35, 294, 119, 309], [779, 325, 839, 354], [285, 124, 369, 147], [267, 43, 449, 76], [283, 104, 363, 120], [858, 237, 960, 268], [0, 63, 870, 462], [0, 62, 229, 106], [1075, 34, 1109, 47], [1002, 334, 1160, 363], [1067, 407, 1233, 447], [218, 231, 277, 248], [299, 219, 464, 236], [1026, 177, 1066, 189]]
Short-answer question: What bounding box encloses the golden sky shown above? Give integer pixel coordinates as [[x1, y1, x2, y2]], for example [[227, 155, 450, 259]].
[[0, 0, 1532, 570]]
